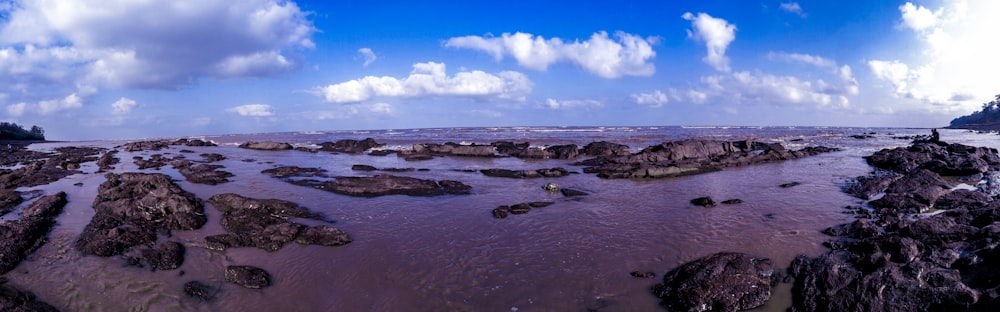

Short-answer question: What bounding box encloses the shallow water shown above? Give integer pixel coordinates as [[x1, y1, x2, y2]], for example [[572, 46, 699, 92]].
[[3, 127, 994, 311]]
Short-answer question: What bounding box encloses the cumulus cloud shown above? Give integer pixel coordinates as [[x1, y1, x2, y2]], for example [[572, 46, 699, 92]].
[[631, 90, 668, 107], [0, 0, 315, 97], [688, 71, 851, 109], [111, 97, 137, 115], [6, 103, 26, 117], [683, 12, 737, 72], [358, 48, 377, 67], [445, 31, 656, 79], [868, 0, 1000, 113], [899, 2, 941, 31], [544, 98, 602, 110], [227, 104, 275, 117], [317, 62, 532, 103], [37, 93, 84, 115]]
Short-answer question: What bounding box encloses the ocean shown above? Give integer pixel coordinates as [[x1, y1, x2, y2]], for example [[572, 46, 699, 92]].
[[5, 126, 997, 311]]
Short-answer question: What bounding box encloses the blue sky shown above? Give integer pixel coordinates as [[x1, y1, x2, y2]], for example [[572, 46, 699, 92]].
[[0, 0, 997, 140]]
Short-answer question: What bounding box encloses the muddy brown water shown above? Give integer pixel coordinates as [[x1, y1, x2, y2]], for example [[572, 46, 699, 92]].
[[3, 127, 995, 311]]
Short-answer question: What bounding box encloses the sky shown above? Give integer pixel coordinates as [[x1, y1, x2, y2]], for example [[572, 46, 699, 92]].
[[0, 0, 998, 140]]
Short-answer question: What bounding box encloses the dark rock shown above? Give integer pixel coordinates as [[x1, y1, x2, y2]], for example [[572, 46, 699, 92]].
[[934, 189, 990, 210], [261, 166, 329, 179], [492, 206, 509, 219], [225, 265, 271, 289], [528, 201, 554, 207], [123, 140, 171, 152], [721, 199, 743, 205], [285, 174, 471, 197], [0, 190, 22, 217], [0, 283, 59, 311], [581, 141, 631, 157], [410, 142, 496, 157], [561, 188, 589, 197], [183, 281, 219, 301], [509, 203, 531, 214], [691, 196, 716, 207], [139, 241, 185, 271], [294, 225, 352, 246], [843, 171, 900, 200], [318, 138, 383, 154], [630, 271, 656, 278], [653, 252, 773, 312], [0, 192, 67, 274], [480, 168, 568, 179], [239, 141, 293, 151], [76, 173, 205, 257], [491, 141, 530, 155], [172, 160, 233, 185], [867, 142, 1000, 175], [0, 160, 78, 189], [208, 193, 343, 252], [780, 182, 802, 188], [96, 150, 120, 172], [199, 153, 226, 162], [580, 139, 837, 179], [368, 149, 396, 156], [351, 164, 377, 171]]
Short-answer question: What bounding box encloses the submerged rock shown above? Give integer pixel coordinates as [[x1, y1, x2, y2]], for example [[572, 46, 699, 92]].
[[653, 252, 773, 312], [183, 281, 219, 301], [690, 196, 716, 207], [481, 168, 569, 178]]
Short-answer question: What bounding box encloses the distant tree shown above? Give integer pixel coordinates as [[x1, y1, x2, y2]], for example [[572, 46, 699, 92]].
[[0, 122, 45, 140], [951, 93, 1000, 127]]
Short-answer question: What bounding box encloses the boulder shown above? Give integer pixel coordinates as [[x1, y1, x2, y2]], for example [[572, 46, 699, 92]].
[[225, 265, 271, 289], [318, 138, 383, 154], [691, 196, 716, 207], [653, 252, 773, 312], [239, 141, 293, 151]]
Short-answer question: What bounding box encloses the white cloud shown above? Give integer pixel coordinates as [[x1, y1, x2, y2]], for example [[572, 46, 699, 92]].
[[369, 102, 392, 113], [111, 97, 136, 115], [768, 52, 836, 69], [38, 93, 83, 115], [445, 31, 656, 79], [0, 0, 314, 94], [6, 103, 27, 117], [317, 62, 532, 103], [682, 12, 737, 72], [631, 90, 668, 107], [780, 2, 807, 18], [868, 0, 1000, 114], [358, 48, 377, 67], [544, 98, 602, 110], [899, 2, 941, 31], [227, 104, 274, 117]]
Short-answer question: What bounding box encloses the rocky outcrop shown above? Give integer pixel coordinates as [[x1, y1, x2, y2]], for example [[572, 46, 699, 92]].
[[0, 190, 22, 217], [790, 138, 1000, 311], [263, 167, 471, 197], [480, 168, 570, 178], [0, 160, 79, 189], [0, 192, 67, 274], [0, 283, 58, 311], [318, 138, 383, 154], [653, 252, 774, 311], [577, 139, 838, 179], [172, 160, 234, 185], [407, 142, 497, 158], [225, 265, 271, 289], [205, 193, 350, 252], [580, 141, 631, 157], [491, 202, 554, 219], [690, 196, 716, 207], [76, 173, 205, 257], [239, 141, 293, 151], [131, 241, 185, 271], [183, 281, 219, 301]]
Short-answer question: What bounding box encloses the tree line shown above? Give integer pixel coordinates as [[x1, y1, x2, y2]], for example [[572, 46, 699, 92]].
[[0, 122, 45, 141], [950, 94, 1000, 127]]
